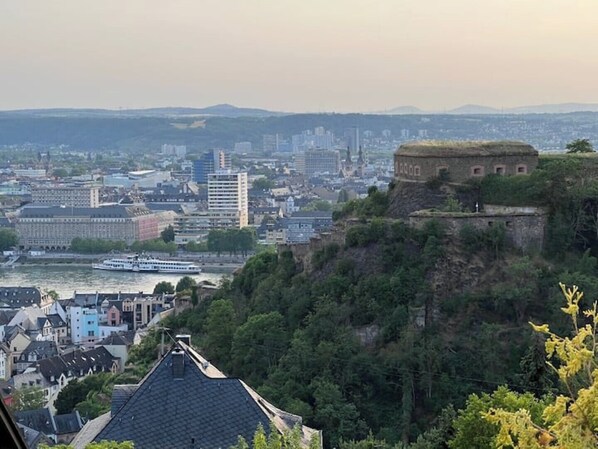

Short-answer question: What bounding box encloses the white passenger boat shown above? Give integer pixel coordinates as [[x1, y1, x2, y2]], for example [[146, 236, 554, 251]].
[[92, 254, 201, 274]]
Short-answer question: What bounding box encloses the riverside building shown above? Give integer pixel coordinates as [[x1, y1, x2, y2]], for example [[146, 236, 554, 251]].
[[16, 205, 167, 250]]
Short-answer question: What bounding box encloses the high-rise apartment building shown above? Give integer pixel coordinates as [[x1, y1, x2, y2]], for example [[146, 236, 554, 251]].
[[207, 171, 248, 227], [344, 127, 360, 151], [161, 144, 187, 158], [32, 185, 100, 208], [295, 149, 340, 177], [193, 150, 231, 184]]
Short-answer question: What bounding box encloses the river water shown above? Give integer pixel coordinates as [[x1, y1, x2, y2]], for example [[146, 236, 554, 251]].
[[0, 265, 227, 299]]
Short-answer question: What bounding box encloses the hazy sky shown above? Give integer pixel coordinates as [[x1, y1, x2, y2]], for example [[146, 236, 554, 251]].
[[1, 0, 597, 112]]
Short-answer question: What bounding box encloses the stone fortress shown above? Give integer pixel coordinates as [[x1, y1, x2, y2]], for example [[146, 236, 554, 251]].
[[392, 140, 546, 252], [394, 140, 539, 183]]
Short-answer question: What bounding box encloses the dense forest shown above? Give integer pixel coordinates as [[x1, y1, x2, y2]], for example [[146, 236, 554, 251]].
[[57, 155, 598, 448]]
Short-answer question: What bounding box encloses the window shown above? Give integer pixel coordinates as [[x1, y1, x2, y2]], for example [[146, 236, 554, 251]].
[[471, 166, 484, 176], [516, 164, 527, 174], [494, 165, 506, 175]]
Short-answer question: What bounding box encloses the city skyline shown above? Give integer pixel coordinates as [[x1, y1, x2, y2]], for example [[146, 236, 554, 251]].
[[1, 0, 598, 112]]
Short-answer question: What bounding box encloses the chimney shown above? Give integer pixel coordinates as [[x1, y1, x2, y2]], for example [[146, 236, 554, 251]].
[[171, 347, 185, 379], [175, 334, 191, 346]]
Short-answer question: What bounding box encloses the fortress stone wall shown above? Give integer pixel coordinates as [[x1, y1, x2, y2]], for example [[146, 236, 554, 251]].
[[408, 205, 547, 252], [394, 140, 539, 183]]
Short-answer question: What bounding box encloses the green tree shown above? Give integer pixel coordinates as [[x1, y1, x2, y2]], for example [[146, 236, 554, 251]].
[[311, 378, 367, 448], [10, 386, 46, 412], [231, 312, 288, 385], [485, 283, 598, 448], [205, 299, 237, 364], [153, 281, 175, 294], [176, 276, 197, 293], [47, 290, 60, 300], [0, 228, 18, 251], [253, 177, 275, 190], [337, 189, 350, 204], [565, 138, 595, 153], [160, 225, 175, 243], [207, 229, 226, 256], [304, 200, 332, 212], [231, 423, 320, 449], [52, 167, 69, 178], [70, 166, 86, 177], [449, 387, 548, 449]]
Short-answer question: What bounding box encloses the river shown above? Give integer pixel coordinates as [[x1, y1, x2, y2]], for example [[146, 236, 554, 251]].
[[0, 265, 227, 299]]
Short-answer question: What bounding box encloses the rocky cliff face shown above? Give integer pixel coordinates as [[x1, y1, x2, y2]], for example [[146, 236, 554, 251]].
[[387, 180, 480, 218]]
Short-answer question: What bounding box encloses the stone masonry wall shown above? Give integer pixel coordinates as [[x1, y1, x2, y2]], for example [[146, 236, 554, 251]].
[[408, 206, 547, 252], [395, 153, 539, 183]]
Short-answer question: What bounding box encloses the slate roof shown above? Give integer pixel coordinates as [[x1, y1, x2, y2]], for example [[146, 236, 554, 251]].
[[71, 412, 112, 449], [54, 411, 84, 435], [46, 314, 67, 328], [0, 287, 43, 309], [98, 331, 135, 347], [37, 347, 117, 383], [17, 423, 53, 449], [20, 204, 152, 219], [0, 309, 18, 326], [86, 342, 319, 449], [19, 341, 58, 361], [13, 408, 55, 436]]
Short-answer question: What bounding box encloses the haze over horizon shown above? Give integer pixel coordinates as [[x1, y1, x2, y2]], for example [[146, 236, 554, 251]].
[[2, 0, 597, 112]]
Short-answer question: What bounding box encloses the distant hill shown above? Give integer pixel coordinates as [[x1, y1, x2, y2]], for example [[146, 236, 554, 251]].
[[383, 105, 425, 114], [506, 103, 598, 114], [383, 102, 598, 115], [447, 104, 501, 114], [0, 103, 286, 118]]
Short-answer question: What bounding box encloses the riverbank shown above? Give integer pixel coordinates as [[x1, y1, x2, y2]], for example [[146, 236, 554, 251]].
[[0, 265, 228, 299], [15, 259, 241, 273], [11, 251, 249, 273]]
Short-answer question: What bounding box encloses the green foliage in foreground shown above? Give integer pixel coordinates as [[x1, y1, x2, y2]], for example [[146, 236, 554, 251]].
[[232, 424, 320, 449]]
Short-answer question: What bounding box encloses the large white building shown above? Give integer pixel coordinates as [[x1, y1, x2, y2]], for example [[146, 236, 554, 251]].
[[32, 185, 100, 208], [208, 171, 248, 227]]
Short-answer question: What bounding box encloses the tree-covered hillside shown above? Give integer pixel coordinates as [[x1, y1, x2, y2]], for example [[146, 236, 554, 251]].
[[118, 155, 598, 447]]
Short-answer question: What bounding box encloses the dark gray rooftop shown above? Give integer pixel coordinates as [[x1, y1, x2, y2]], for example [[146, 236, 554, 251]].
[[54, 411, 83, 435], [13, 408, 55, 437], [0, 287, 43, 309], [20, 204, 152, 219], [95, 348, 273, 449]]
